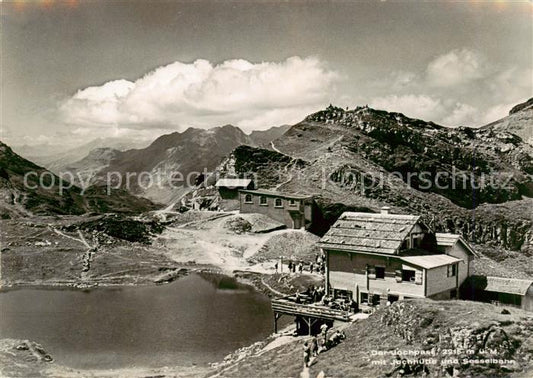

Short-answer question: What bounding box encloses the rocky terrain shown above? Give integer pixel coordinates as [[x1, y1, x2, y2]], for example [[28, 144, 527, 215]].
[[59, 147, 121, 187], [215, 103, 532, 260], [54, 124, 289, 204], [0, 339, 210, 378], [213, 299, 533, 378], [483, 98, 533, 146], [0, 142, 158, 218]]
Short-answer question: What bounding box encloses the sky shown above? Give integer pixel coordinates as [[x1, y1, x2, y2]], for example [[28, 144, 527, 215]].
[[1, 0, 532, 150]]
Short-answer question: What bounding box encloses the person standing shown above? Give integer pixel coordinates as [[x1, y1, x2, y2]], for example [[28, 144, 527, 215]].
[[303, 341, 311, 367], [288, 261, 293, 273], [320, 323, 329, 344], [310, 336, 318, 357]]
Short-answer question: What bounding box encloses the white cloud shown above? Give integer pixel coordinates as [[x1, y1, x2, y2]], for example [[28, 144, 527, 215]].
[[60, 57, 338, 133], [390, 70, 418, 90], [369, 95, 446, 121], [57, 50, 531, 137], [426, 49, 489, 87], [367, 49, 531, 127], [441, 103, 478, 126], [481, 102, 516, 125]]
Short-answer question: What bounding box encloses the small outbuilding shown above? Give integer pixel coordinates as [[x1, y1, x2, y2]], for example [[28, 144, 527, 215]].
[[462, 275, 533, 312]]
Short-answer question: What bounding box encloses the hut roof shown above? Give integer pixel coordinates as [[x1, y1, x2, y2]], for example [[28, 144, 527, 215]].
[[484, 276, 533, 296], [401, 254, 462, 269], [215, 178, 252, 188], [318, 212, 421, 255], [238, 189, 313, 200], [436, 233, 478, 256]]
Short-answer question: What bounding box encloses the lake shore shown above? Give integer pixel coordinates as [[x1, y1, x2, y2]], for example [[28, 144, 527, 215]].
[[0, 212, 322, 377], [0, 338, 213, 378]]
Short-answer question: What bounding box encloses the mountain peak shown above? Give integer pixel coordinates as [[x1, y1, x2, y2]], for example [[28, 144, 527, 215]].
[[304, 104, 442, 132]]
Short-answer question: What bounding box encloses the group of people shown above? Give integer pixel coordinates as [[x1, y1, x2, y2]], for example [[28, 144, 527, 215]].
[[273, 252, 327, 275], [303, 324, 346, 367], [326, 297, 359, 313], [305, 285, 326, 303]]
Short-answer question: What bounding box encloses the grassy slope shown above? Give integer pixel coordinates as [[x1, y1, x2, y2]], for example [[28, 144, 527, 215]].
[[0, 218, 180, 287]]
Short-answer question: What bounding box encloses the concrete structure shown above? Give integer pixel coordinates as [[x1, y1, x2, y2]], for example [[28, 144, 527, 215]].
[[215, 178, 254, 199], [239, 189, 315, 229], [318, 208, 476, 304]]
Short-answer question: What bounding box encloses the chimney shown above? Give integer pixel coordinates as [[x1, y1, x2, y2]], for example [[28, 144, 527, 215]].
[[381, 206, 391, 215]]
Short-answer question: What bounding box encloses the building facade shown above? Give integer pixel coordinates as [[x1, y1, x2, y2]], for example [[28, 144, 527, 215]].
[[318, 208, 476, 305], [238, 189, 314, 229]]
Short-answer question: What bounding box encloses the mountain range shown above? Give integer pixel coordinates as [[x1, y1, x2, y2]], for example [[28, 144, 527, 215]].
[[2, 99, 531, 255], [13, 137, 151, 174], [219, 101, 533, 254], [55, 124, 290, 203], [0, 142, 157, 217]]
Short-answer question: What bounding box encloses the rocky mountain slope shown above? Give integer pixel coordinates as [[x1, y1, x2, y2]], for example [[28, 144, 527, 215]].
[[16, 137, 149, 174], [0, 141, 157, 217], [60, 147, 121, 187], [216, 299, 533, 378], [482, 97, 533, 146], [219, 103, 532, 254], [248, 124, 291, 147], [62, 124, 290, 204]]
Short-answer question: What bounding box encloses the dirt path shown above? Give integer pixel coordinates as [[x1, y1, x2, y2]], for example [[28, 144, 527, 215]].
[[159, 217, 297, 274], [50, 227, 89, 247], [270, 141, 282, 154], [260, 276, 286, 296]]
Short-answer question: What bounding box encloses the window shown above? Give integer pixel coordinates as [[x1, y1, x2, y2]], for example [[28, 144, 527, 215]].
[[388, 294, 399, 303], [274, 198, 283, 208], [244, 194, 253, 203], [447, 264, 457, 277], [375, 266, 385, 279], [289, 199, 297, 207], [333, 289, 352, 301], [259, 196, 267, 205], [360, 292, 369, 304], [401, 269, 416, 282], [369, 293, 380, 306]]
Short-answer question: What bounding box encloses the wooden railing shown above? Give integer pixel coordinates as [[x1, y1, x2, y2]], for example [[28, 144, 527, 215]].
[[271, 298, 351, 321]]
